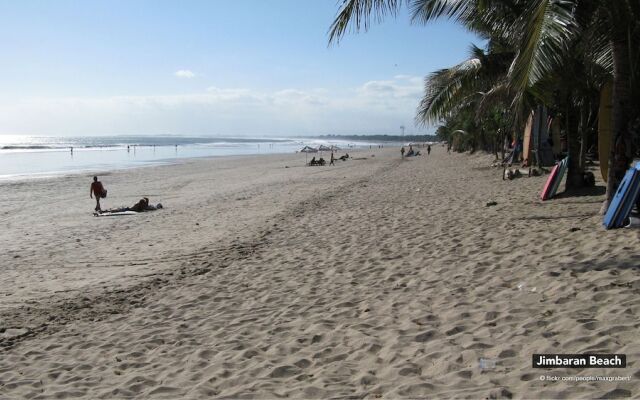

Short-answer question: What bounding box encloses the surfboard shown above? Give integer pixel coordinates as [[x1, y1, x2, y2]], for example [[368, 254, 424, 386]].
[[94, 211, 138, 217], [522, 111, 534, 166], [603, 163, 640, 229], [598, 82, 613, 182], [541, 163, 560, 200], [548, 157, 568, 199]]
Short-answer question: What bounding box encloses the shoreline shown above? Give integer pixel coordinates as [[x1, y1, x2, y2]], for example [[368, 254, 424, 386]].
[[0, 151, 283, 184], [0, 148, 302, 184], [0, 135, 395, 183], [2, 146, 639, 398], [0, 145, 368, 184]]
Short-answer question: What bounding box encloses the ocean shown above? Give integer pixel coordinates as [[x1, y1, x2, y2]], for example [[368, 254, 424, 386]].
[[0, 135, 380, 181]]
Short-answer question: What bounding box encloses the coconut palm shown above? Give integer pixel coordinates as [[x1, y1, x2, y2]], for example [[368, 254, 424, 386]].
[[508, 0, 639, 201], [416, 40, 518, 155], [329, 0, 640, 201]]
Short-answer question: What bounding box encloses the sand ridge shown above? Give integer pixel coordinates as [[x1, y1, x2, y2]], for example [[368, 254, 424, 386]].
[[1, 147, 639, 398]]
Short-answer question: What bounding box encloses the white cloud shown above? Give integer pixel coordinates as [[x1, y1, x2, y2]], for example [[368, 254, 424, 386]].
[[358, 77, 424, 99], [0, 75, 434, 136], [174, 70, 196, 79]]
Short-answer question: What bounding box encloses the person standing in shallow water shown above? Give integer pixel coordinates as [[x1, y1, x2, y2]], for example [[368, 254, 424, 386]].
[[90, 176, 106, 211]]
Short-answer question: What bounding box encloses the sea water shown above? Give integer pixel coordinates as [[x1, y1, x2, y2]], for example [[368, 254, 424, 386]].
[[0, 135, 374, 181]]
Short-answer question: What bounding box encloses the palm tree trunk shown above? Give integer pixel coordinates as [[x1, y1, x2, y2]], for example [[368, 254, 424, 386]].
[[566, 105, 584, 189], [579, 107, 586, 170], [604, 28, 632, 206]]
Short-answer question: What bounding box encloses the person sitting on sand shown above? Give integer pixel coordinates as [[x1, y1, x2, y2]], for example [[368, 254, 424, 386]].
[[318, 157, 326, 166], [90, 176, 107, 211], [309, 156, 317, 166]]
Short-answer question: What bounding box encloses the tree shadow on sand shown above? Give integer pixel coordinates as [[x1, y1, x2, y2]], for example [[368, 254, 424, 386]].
[[556, 185, 606, 199], [519, 213, 597, 221], [559, 256, 640, 274]]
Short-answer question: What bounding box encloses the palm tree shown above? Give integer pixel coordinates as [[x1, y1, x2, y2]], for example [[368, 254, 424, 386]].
[[329, 0, 639, 202], [508, 0, 638, 202], [330, 0, 528, 155]]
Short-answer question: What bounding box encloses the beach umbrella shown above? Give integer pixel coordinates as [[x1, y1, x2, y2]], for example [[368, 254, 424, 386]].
[[300, 145, 318, 163], [317, 145, 332, 161]]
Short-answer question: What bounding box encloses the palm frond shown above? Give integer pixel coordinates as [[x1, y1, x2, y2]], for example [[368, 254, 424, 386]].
[[416, 58, 483, 125], [509, 0, 578, 90], [328, 0, 403, 44], [409, 0, 476, 25], [474, 81, 513, 117]]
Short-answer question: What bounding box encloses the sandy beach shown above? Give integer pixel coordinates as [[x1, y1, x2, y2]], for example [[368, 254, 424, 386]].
[[1, 146, 639, 399]]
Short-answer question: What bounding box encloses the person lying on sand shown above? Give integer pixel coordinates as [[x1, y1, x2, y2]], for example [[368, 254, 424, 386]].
[[130, 197, 150, 212], [97, 197, 163, 214]]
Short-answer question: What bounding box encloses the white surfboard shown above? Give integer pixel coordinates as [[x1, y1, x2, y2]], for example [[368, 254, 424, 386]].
[[94, 211, 138, 217]]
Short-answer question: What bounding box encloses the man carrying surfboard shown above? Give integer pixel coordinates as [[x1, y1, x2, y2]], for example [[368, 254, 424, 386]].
[[90, 176, 107, 212]]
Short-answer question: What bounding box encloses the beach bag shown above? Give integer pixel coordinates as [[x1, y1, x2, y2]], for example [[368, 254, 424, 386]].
[[101, 189, 107, 199]]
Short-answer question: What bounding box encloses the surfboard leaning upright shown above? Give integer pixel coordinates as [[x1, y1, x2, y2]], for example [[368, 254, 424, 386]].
[[522, 111, 534, 166], [541, 163, 560, 200], [603, 163, 640, 229]]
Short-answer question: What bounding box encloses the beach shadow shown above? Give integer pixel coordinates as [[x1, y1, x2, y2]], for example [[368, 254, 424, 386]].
[[562, 256, 640, 273], [519, 213, 597, 221], [555, 185, 606, 199], [549, 199, 605, 205]]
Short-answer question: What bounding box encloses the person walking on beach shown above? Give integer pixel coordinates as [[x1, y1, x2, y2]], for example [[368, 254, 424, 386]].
[[401, 146, 405, 158], [427, 145, 431, 155], [90, 176, 107, 211], [330, 151, 335, 166]]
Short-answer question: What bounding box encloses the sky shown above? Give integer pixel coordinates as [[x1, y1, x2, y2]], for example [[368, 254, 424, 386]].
[[0, 0, 482, 137]]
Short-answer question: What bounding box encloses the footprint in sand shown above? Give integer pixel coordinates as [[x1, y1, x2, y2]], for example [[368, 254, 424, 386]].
[[268, 365, 301, 378], [445, 326, 465, 336], [414, 330, 437, 343]]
